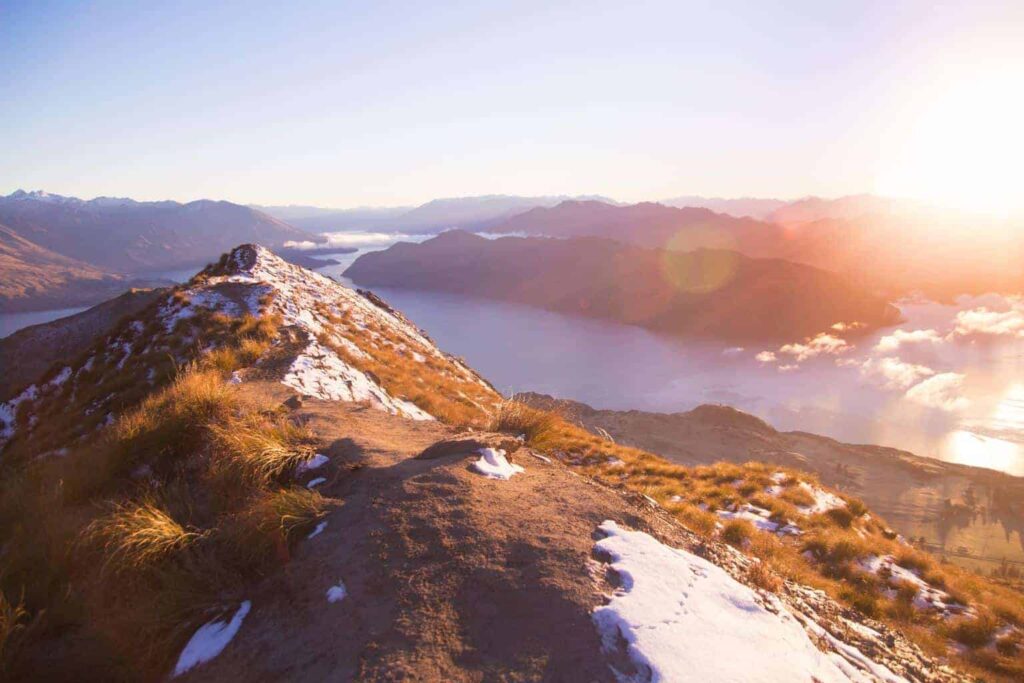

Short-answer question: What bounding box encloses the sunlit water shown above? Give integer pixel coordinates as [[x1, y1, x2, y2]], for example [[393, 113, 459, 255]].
[[4, 232, 1022, 478], [312, 234, 1024, 478]]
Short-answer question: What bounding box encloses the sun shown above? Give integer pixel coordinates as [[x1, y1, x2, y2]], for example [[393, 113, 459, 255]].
[[876, 65, 1024, 217]]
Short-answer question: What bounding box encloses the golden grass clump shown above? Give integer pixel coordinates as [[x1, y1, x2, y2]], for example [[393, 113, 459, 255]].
[[209, 413, 316, 486], [0, 591, 29, 673], [87, 500, 201, 573], [488, 400, 561, 447]]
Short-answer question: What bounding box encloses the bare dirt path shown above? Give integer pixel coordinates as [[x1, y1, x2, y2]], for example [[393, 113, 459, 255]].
[[185, 392, 637, 682]]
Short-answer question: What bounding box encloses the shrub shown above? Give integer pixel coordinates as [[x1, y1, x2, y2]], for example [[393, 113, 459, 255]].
[[947, 613, 999, 649], [747, 560, 783, 593], [826, 506, 856, 528], [721, 520, 753, 548]]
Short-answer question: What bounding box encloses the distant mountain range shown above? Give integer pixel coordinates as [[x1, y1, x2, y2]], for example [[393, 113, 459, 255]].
[[484, 196, 1024, 298], [0, 190, 315, 311], [254, 194, 621, 233], [0, 190, 312, 273], [660, 196, 786, 220], [346, 230, 900, 340]]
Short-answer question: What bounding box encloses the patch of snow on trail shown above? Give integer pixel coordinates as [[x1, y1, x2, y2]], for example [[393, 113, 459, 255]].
[[326, 581, 347, 603], [470, 448, 524, 480], [296, 453, 329, 474], [307, 521, 328, 539], [306, 477, 327, 489], [592, 521, 903, 683], [173, 600, 251, 677]]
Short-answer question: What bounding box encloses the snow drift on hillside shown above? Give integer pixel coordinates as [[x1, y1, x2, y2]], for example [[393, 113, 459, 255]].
[[592, 521, 907, 683], [153, 244, 472, 420]]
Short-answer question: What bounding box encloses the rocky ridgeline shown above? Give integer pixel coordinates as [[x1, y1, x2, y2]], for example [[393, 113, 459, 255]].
[[0, 244, 497, 455]]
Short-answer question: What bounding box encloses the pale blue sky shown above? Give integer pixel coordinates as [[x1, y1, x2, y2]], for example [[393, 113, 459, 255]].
[[2, 1, 1022, 210]]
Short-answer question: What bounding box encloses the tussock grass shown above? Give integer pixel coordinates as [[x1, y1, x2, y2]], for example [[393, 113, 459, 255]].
[[87, 499, 201, 573], [209, 413, 315, 486], [488, 400, 561, 447], [315, 304, 499, 426], [0, 362, 339, 679], [0, 591, 28, 673], [485, 402, 1024, 680], [721, 519, 753, 548]]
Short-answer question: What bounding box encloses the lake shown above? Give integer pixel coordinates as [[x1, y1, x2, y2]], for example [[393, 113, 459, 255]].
[[5, 233, 1023, 478]]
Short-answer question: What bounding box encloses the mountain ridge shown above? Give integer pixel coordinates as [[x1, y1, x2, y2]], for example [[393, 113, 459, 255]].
[[345, 230, 901, 341]]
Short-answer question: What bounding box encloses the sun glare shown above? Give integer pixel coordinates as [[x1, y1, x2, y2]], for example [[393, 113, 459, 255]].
[[877, 67, 1024, 217]]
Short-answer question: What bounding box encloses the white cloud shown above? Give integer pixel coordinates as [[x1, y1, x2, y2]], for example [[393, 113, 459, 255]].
[[904, 373, 970, 412], [285, 231, 419, 250], [951, 303, 1024, 339], [779, 333, 851, 362], [874, 328, 943, 353], [721, 347, 745, 356], [830, 321, 865, 332], [777, 364, 799, 372], [755, 351, 777, 363], [860, 357, 935, 390]]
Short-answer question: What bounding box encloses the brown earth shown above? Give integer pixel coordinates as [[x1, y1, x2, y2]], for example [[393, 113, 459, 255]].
[[182, 384, 955, 683]]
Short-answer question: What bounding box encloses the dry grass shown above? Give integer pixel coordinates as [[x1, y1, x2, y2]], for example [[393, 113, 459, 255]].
[[486, 404, 1024, 680], [0, 591, 29, 674], [209, 413, 316, 486], [87, 499, 202, 573], [0, 363, 339, 679], [488, 400, 561, 447], [315, 304, 500, 427]]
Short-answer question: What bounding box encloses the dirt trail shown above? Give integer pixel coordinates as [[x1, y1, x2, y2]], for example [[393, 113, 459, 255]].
[[184, 387, 957, 683], [185, 390, 643, 682]]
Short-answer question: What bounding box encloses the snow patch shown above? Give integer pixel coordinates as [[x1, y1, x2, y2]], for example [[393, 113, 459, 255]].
[[326, 581, 347, 603], [306, 521, 328, 539], [717, 504, 802, 536], [306, 477, 327, 489], [173, 601, 251, 677], [296, 453, 329, 475], [592, 521, 896, 682], [470, 448, 524, 480], [282, 339, 432, 421]]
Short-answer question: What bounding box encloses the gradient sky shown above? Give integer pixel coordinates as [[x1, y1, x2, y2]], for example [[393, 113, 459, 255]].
[[2, 1, 1022, 210]]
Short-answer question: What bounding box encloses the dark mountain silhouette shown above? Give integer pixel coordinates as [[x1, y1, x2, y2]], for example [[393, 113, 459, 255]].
[[345, 231, 900, 340]]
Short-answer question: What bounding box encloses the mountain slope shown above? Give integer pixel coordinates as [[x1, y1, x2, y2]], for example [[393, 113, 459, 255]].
[[0, 244, 497, 456], [0, 190, 314, 272], [345, 231, 900, 340], [0, 222, 135, 312], [520, 393, 1024, 570], [0, 287, 166, 401], [177, 397, 947, 683], [0, 245, 1018, 681]]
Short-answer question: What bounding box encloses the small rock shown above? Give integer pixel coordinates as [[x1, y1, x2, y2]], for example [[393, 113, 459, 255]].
[[283, 395, 303, 410]]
